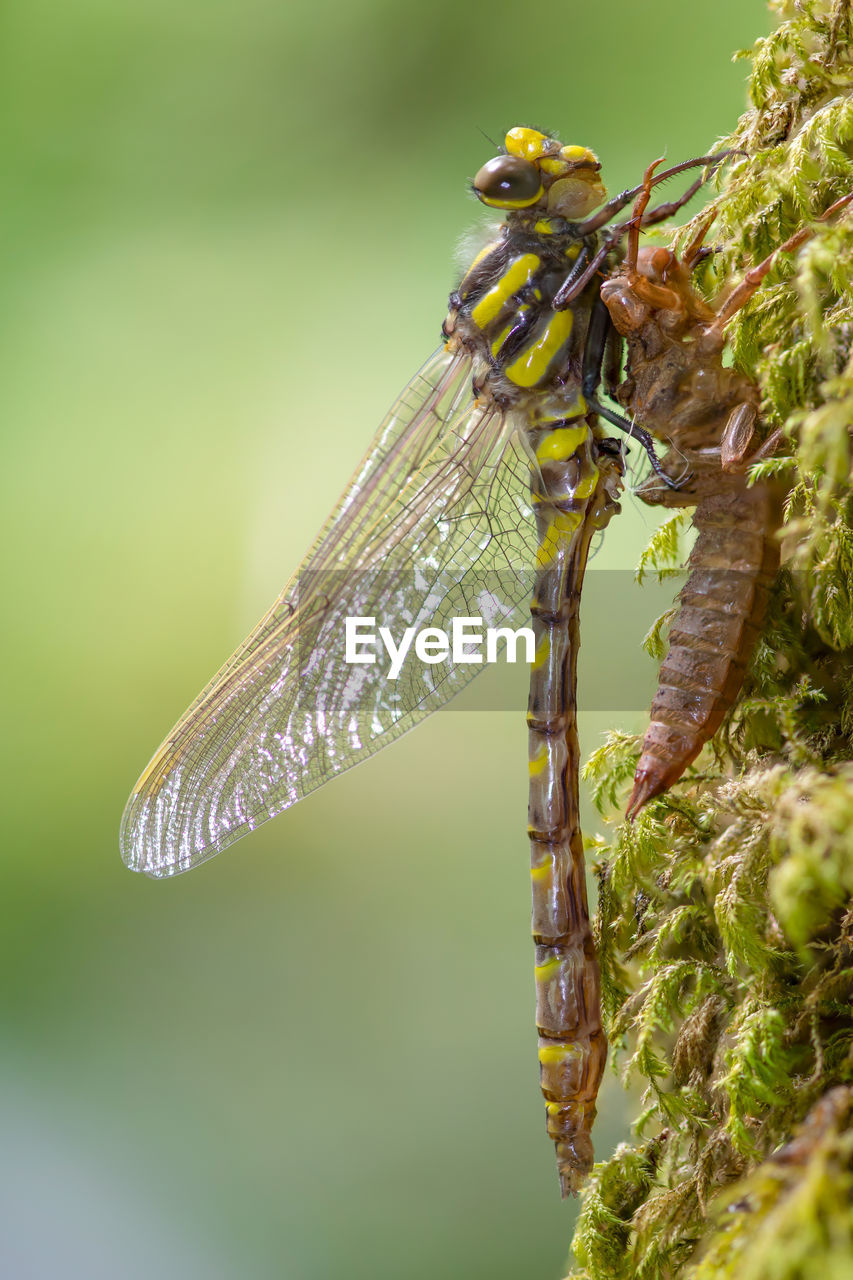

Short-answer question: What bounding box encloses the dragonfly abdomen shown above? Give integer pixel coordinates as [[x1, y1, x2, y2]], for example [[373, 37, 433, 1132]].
[[526, 420, 609, 1197]]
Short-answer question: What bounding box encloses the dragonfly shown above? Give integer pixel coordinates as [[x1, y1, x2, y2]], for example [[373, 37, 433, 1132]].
[[120, 127, 725, 1196]]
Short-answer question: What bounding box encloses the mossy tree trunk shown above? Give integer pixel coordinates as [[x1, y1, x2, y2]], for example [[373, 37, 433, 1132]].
[[567, 2, 853, 1276]]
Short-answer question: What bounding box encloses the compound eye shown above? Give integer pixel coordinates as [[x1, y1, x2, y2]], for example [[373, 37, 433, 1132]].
[[473, 155, 543, 209]]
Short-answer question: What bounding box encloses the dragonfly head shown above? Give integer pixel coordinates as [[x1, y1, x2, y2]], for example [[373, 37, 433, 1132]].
[[473, 127, 607, 220]]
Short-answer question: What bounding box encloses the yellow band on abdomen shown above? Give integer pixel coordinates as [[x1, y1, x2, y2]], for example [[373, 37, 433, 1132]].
[[535, 417, 588, 462]]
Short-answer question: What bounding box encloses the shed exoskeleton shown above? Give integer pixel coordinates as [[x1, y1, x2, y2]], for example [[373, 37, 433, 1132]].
[[600, 160, 853, 818]]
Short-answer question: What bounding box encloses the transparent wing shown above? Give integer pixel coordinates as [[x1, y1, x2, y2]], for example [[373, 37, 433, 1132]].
[[121, 345, 542, 877]]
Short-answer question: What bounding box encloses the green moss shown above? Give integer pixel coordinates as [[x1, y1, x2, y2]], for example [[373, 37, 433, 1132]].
[[689, 1089, 853, 1280], [769, 765, 853, 946], [567, 2, 853, 1276]]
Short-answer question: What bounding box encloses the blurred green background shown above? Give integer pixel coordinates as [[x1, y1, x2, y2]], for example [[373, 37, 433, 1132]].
[[1, 1, 770, 1276]]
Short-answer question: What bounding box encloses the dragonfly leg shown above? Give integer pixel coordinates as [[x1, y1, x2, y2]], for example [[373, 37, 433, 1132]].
[[574, 150, 733, 235], [707, 190, 853, 335], [550, 245, 592, 309], [552, 241, 611, 308], [639, 171, 715, 232], [555, 152, 736, 311], [586, 399, 682, 487], [580, 295, 615, 398], [595, 436, 626, 459], [602, 310, 624, 398], [580, 295, 680, 487]]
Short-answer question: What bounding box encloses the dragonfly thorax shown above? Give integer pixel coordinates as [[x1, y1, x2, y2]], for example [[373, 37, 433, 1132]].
[[444, 218, 604, 410]]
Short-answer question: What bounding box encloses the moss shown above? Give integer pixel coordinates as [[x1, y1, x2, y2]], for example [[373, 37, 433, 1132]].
[[567, 2, 853, 1275], [769, 765, 853, 946], [689, 1089, 853, 1280]]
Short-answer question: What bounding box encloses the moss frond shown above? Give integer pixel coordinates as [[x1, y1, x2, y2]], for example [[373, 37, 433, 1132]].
[[636, 511, 689, 585], [583, 730, 642, 814]]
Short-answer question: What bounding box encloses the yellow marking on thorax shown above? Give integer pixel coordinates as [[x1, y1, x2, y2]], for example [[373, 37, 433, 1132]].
[[565, 242, 581, 260], [470, 253, 540, 329], [490, 323, 513, 358], [529, 742, 549, 776], [535, 417, 588, 462], [490, 304, 530, 358], [505, 310, 574, 387], [458, 241, 500, 296]]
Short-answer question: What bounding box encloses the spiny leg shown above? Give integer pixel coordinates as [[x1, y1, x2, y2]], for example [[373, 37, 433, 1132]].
[[553, 244, 592, 304], [575, 150, 732, 235], [602, 319, 623, 399], [625, 157, 666, 271], [554, 216, 651, 309], [580, 295, 680, 486], [588, 401, 684, 487], [553, 232, 621, 308], [682, 211, 718, 270], [639, 172, 717, 236], [580, 292, 615, 394], [624, 158, 717, 284], [709, 191, 853, 334], [555, 158, 730, 310]]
